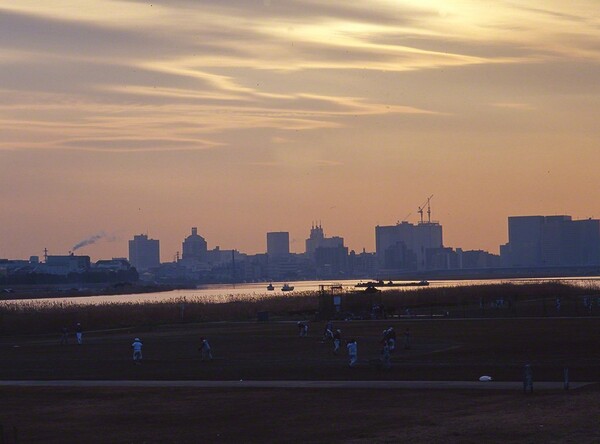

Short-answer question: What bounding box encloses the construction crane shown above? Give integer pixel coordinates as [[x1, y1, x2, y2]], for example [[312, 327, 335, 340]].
[[417, 195, 433, 224], [399, 212, 412, 224]]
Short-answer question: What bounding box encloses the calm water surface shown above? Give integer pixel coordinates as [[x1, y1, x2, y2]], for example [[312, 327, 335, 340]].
[[3, 277, 599, 306]]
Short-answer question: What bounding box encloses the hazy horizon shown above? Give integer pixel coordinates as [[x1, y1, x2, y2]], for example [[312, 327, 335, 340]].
[[1, 1, 599, 262]]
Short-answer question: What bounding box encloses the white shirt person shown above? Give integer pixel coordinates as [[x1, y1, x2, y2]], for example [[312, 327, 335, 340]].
[[132, 338, 143, 364]]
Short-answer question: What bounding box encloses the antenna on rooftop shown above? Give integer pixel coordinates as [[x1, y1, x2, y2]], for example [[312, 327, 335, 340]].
[[427, 196, 432, 223], [418, 195, 433, 224]]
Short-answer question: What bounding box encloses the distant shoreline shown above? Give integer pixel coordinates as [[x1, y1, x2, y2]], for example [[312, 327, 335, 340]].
[[0, 283, 186, 301]]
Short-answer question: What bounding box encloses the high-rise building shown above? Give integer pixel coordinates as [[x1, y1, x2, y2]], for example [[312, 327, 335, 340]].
[[565, 219, 600, 265], [506, 216, 547, 267], [267, 232, 290, 258], [305, 224, 343, 258], [182, 227, 208, 261], [128, 234, 160, 271], [502, 215, 600, 267], [375, 221, 443, 271]]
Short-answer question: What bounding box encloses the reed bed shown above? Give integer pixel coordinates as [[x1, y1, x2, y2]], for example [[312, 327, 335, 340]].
[[343, 281, 600, 318], [0, 292, 319, 335], [0, 282, 598, 335]]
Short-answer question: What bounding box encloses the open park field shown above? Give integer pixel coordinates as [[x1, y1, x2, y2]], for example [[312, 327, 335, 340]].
[[0, 316, 599, 442]]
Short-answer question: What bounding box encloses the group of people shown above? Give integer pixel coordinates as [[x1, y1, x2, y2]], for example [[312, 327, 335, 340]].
[[60, 320, 411, 368], [383, 326, 411, 350], [300, 321, 413, 368], [302, 320, 357, 366], [129, 336, 213, 365], [130, 337, 212, 365], [60, 324, 213, 365], [322, 321, 344, 355], [59, 322, 84, 345], [297, 321, 309, 337], [382, 327, 396, 351]]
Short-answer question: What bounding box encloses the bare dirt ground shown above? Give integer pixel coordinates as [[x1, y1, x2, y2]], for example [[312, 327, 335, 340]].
[[0, 318, 599, 442], [0, 386, 599, 443]]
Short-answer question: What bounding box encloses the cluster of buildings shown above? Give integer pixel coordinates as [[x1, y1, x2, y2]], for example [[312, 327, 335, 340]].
[[2, 213, 599, 286], [374, 214, 600, 278], [127, 224, 367, 283], [127, 214, 600, 283], [0, 253, 136, 285]]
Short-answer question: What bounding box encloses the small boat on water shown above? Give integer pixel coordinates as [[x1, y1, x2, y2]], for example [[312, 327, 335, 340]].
[[355, 280, 429, 288], [281, 283, 294, 291], [267, 283, 275, 291], [362, 285, 381, 294]]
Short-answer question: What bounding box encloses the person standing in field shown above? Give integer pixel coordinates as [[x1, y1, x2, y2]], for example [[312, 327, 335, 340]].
[[347, 339, 358, 367], [333, 329, 342, 354], [381, 341, 391, 369], [403, 327, 411, 350], [131, 338, 143, 364], [297, 321, 308, 337], [381, 327, 395, 352], [323, 321, 334, 341], [60, 326, 69, 345], [199, 337, 213, 361], [386, 327, 396, 352], [75, 323, 83, 345]]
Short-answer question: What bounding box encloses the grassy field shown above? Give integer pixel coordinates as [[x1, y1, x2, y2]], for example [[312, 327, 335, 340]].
[[0, 317, 599, 443], [0, 318, 599, 382], [1, 283, 599, 442]]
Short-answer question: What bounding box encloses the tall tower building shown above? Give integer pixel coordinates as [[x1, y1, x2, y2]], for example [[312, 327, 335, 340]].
[[305, 223, 343, 258], [182, 227, 208, 261], [267, 232, 290, 258], [375, 221, 443, 271], [128, 234, 160, 271]]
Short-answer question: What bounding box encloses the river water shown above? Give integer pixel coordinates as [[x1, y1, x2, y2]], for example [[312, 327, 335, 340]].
[[2, 277, 599, 306]]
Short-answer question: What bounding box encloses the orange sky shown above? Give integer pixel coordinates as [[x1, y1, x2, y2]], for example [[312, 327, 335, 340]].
[[1, 0, 599, 261]]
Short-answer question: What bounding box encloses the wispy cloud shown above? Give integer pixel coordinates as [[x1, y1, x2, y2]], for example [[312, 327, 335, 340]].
[[1, 0, 600, 154], [491, 102, 536, 110]]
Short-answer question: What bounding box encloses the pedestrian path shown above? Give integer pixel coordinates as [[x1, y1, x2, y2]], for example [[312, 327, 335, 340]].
[[0, 380, 592, 390]]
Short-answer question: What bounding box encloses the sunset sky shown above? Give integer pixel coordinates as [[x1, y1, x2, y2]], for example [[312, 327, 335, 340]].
[[1, 0, 599, 261]]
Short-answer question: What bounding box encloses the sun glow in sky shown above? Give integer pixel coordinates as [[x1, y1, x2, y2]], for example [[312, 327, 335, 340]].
[[1, 0, 599, 260]]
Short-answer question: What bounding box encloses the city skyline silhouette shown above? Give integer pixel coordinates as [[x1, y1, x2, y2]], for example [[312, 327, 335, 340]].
[[1, 1, 598, 264]]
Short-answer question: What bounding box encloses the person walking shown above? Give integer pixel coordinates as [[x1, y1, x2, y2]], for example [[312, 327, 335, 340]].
[[131, 338, 143, 364], [75, 323, 83, 345], [199, 337, 213, 361], [347, 339, 358, 367]]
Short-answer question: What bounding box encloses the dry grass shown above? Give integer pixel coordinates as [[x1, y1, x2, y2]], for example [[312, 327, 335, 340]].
[[0, 292, 319, 335], [1, 386, 599, 443], [0, 282, 598, 335]]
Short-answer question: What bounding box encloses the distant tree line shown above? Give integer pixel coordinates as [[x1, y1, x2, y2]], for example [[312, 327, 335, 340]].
[[0, 269, 139, 286]]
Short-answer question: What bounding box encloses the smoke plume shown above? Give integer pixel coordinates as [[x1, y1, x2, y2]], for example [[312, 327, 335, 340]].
[[72, 232, 107, 251]]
